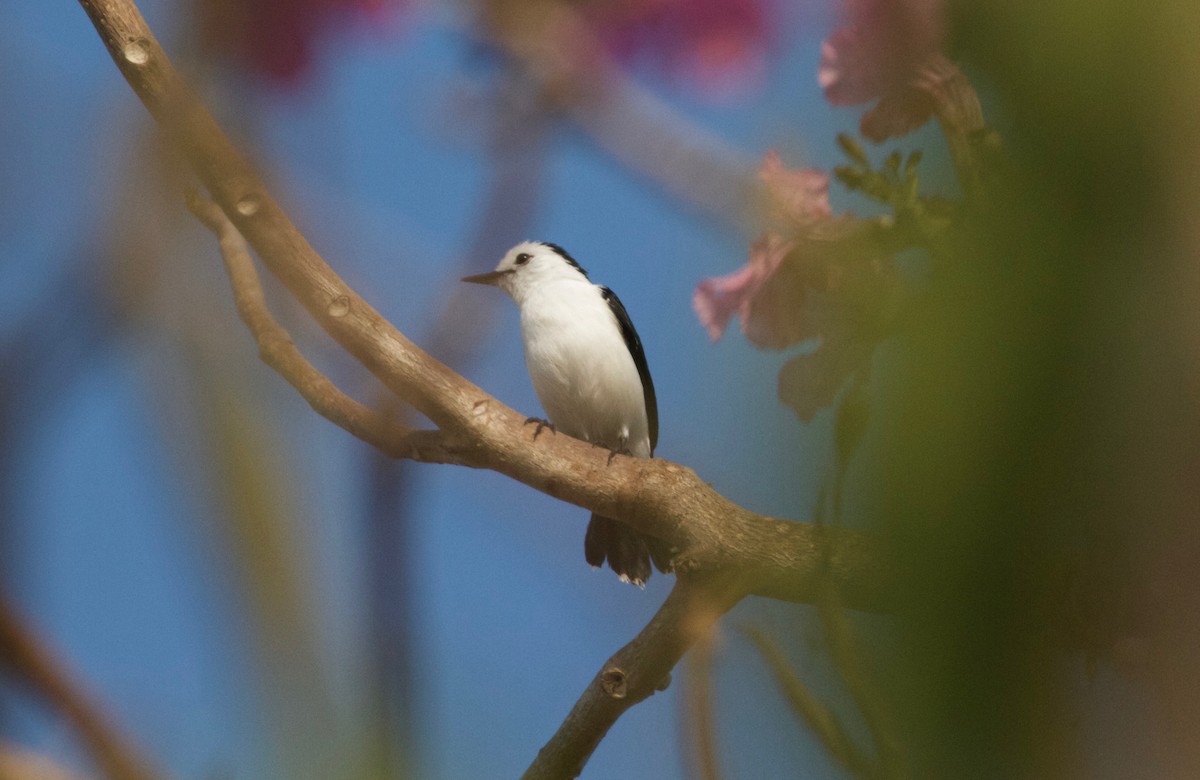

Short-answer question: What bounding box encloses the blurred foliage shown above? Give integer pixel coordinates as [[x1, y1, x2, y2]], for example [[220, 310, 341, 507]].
[[853, 0, 1200, 775]]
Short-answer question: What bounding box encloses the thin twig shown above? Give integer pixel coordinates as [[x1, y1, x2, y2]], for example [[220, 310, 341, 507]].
[[184, 191, 466, 464], [745, 627, 877, 778], [683, 620, 724, 780], [815, 456, 906, 779], [0, 598, 159, 780], [919, 56, 988, 201], [816, 586, 906, 779], [361, 74, 554, 778], [0, 744, 87, 780]]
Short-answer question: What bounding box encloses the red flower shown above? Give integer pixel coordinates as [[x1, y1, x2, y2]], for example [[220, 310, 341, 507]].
[[199, 0, 401, 85]]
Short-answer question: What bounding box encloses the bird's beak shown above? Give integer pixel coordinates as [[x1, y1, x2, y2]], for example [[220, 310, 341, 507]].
[[461, 270, 510, 287]]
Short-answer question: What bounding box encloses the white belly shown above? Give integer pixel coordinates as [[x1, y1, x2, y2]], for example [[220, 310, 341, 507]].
[[519, 284, 651, 457]]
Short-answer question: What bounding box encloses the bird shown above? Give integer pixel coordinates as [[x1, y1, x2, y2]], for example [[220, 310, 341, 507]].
[[463, 241, 670, 585]]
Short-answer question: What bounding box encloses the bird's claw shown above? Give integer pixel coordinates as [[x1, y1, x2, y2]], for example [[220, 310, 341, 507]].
[[606, 446, 633, 466], [524, 416, 556, 440]]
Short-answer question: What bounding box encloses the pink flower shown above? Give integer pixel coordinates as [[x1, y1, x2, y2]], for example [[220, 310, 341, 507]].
[[694, 233, 801, 347], [694, 152, 899, 420], [695, 152, 836, 348], [695, 230, 894, 420], [759, 150, 832, 226], [818, 0, 948, 141]]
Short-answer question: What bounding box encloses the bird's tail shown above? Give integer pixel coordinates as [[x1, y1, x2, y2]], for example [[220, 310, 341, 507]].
[[584, 514, 671, 587]]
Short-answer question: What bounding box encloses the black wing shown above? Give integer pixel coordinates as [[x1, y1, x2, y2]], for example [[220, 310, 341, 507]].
[[600, 286, 658, 453]]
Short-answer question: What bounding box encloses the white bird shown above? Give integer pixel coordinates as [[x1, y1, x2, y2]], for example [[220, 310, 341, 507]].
[[463, 241, 669, 585]]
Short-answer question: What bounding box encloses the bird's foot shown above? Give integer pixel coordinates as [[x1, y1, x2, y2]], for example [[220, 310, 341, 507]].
[[606, 445, 633, 466], [524, 416, 556, 440]]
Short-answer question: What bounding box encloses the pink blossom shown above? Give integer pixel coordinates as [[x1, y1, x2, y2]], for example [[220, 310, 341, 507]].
[[694, 233, 798, 347], [818, 27, 881, 105], [694, 153, 838, 348], [695, 230, 894, 419], [758, 150, 832, 226], [695, 149, 898, 420], [818, 0, 947, 141]]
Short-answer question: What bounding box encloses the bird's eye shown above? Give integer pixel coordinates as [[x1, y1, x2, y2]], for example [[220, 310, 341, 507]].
[[515, 252, 532, 266]]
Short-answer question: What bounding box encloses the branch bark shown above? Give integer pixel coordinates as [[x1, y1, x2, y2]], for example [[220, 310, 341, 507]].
[[184, 190, 467, 464], [523, 574, 745, 780]]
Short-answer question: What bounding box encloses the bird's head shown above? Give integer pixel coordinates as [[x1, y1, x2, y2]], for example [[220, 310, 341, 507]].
[[462, 241, 590, 304]]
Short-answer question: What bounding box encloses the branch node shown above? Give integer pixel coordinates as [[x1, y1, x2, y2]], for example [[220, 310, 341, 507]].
[[122, 38, 150, 66], [599, 668, 628, 699], [327, 293, 351, 318], [234, 194, 262, 217]]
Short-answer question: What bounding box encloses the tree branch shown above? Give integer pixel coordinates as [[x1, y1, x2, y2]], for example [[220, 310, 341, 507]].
[[0, 598, 158, 780], [472, 0, 760, 229], [75, 1, 894, 774], [522, 574, 745, 780], [76, 0, 891, 609], [0, 744, 87, 780], [183, 190, 468, 464]]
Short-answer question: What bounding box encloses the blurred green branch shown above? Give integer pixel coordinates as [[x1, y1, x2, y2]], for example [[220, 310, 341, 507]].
[[746, 627, 878, 779]]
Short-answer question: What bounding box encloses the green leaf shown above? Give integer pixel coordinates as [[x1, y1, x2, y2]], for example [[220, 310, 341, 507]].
[[884, 151, 902, 177], [836, 133, 869, 166], [834, 165, 864, 191], [905, 150, 924, 177]]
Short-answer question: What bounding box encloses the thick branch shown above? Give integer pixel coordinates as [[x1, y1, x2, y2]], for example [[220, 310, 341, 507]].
[[0, 599, 158, 780], [522, 574, 745, 780]]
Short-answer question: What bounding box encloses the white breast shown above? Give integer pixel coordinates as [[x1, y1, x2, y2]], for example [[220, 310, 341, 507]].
[[518, 280, 651, 458]]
